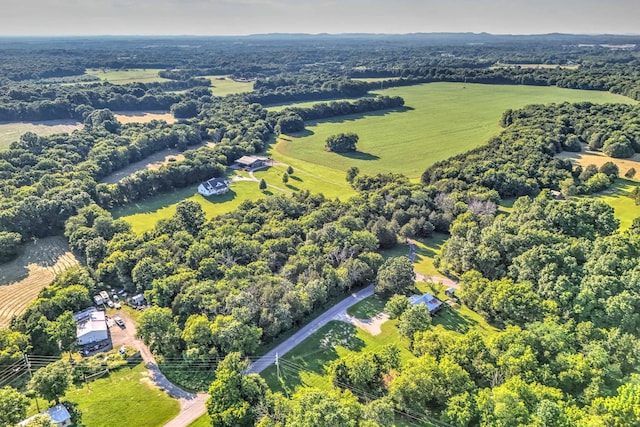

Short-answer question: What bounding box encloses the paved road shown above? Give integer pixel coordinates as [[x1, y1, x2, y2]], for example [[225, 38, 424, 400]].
[[247, 285, 375, 374]]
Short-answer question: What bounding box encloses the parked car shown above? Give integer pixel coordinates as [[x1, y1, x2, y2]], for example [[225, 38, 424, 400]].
[[114, 317, 125, 327], [114, 302, 121, 310], [106, 300, 114, 308]]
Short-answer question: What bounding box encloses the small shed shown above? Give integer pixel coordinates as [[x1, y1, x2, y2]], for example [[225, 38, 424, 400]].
[[445, 288, 455, 298]]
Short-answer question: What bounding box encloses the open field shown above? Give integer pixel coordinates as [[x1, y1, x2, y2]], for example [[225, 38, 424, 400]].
[[202, 75, 255, 96], [187, 414, 210, 427], [0, 120, 82, 150], [557, 149, 640, 182], [276, 82, 635, 179], [64, 362, 180, 427], [113, 179, 276, 234], [113, 111, 177, 124], [0, 236, 79, 327], [85, 68, 171, 85]]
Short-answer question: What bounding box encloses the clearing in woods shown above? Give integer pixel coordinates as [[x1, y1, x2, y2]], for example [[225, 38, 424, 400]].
[[0, 120, 83, 150], [274, 82, 635, 179], [202, 75, 255, 96], [0, 236, 79, 327], [84, 68, 171, 84], [557, 149, 640, 181], [113, 111, 177, 124]]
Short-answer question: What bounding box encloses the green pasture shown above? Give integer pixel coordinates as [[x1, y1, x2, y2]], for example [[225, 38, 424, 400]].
[[64, 362, 179, 427], [112, 179, 272, 234], [202, 75, 255, 96], [85, 68, 170, 85], [275, 82, 635, 179]]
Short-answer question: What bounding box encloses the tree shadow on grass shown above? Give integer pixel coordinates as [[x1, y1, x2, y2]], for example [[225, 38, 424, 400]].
[[262, 322, 364, 394], [262, 189, 274, 196], [337, 150, 380, 161], [289, 129, 315, 138], [290, 175, 303, 182], [285, 184, 300, 191], [310, 106, 414, 126], [201, 189, 238, 205], [432, 306, 477, 334]]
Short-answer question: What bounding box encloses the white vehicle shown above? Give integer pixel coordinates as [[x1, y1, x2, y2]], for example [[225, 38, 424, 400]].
[[114, 317, 125, 327], [107, 300, 114, 308]]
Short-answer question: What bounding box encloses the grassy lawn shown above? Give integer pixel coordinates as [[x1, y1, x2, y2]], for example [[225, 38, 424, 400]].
[[261, 320, 413, 395], [64, 362, 179, 427], [112, 179, 278, 234], [380, 232, 449, 277], [252, 163, 356, 200], [202, 75, 255, 96], [275, 82, 635, 179], [581, 179, 640, 231], [347, 295, 387, 318], [187, 414, 211, 427], [85, 68, 170, 85], [0, 120, 82, 150]]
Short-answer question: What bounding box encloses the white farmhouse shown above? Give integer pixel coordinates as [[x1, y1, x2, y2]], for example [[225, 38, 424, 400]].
[[73, 308, 108, 346], [198, 177, 230, 196]]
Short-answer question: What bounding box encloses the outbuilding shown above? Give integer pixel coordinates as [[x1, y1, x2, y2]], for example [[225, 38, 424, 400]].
[[234, 155, 269, 169], [74, 307, 109, 346], [19, 404, 72, 427], [408, 293, 444, 315]]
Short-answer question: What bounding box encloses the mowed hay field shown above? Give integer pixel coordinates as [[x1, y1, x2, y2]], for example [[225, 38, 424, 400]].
[[0, 120, 82, 150], [0, 236, 79, 327], [557, 150, 640, 180], [84, 68, 171, 84], [274, 82, 635, 179]]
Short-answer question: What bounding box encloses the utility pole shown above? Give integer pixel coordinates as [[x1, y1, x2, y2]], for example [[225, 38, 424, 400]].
[[275, 353, 280, 381], [24, 354, 40, 412]]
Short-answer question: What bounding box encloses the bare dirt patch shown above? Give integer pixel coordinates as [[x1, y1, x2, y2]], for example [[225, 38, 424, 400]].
[[113, 111, 177, 124], [0, 236, 79, 327], [348, 313, 390, 336], [557, 150, 640, 181]]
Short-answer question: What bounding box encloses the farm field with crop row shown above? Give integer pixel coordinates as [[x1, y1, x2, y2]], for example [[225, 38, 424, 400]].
[[0, 236, 79, 327]]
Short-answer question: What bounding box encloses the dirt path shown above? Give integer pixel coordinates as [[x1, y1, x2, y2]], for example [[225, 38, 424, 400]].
[[109, 311, 208, 427]]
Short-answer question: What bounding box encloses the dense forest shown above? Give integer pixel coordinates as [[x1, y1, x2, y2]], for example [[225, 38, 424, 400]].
[[1, 34, 640, 426]]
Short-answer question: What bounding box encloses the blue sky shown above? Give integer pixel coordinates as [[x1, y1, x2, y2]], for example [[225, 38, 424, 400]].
[[1, 0, 638, 36]]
